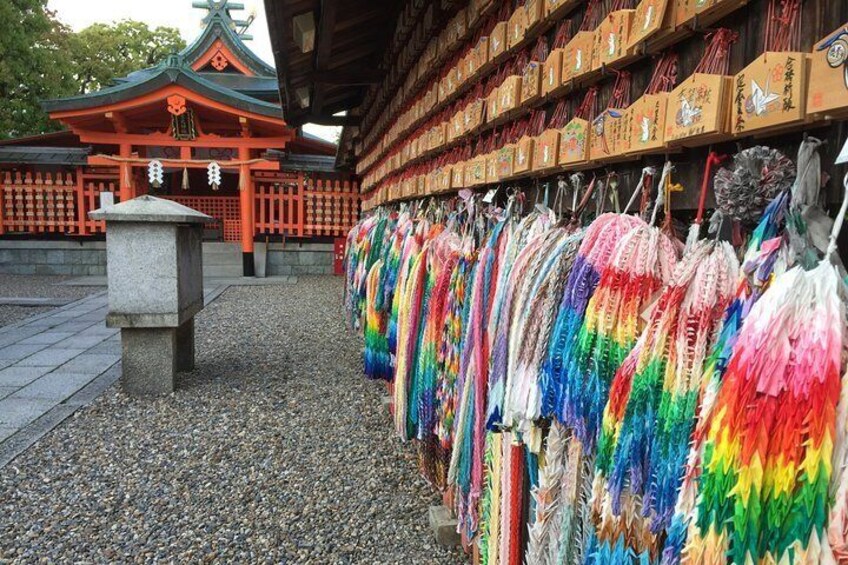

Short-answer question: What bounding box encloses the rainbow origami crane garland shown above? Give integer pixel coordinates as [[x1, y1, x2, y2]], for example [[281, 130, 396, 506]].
[[662, 191, 790, 563], [341, 149, 848, 565], [542, 213, 642, 422], [450, 216, 511, 540], [688, 260, 845, 564], [434, 242, 475, 487], [503, 227, 584, 437], [585, 240, 738, 563]]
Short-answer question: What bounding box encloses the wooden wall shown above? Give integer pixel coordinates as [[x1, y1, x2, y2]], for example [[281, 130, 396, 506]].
[[358, 0, 848, 225]]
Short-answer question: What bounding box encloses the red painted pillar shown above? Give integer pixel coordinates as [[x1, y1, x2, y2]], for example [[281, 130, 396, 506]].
[[75, 167, 87, 236], [238, 146, 255, 276], [118, 144, 133, 202]]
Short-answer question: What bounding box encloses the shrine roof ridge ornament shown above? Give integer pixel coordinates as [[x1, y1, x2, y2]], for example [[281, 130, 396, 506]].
[[181, 0, 275, 77]]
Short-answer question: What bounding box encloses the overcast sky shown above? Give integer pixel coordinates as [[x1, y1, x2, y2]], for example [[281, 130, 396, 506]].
[[47, 0, 339, 143]]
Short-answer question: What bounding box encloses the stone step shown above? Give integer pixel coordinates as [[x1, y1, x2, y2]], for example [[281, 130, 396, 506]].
[[202, 243, 242, 269], [202, 264, 243, 278]]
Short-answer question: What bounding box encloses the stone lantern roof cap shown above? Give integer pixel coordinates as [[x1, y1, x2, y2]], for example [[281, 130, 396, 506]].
[[89, 195, 213, 224]]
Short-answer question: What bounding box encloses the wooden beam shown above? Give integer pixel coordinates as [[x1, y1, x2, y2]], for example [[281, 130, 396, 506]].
[[88, 155, 281, 171], [73, 130, 294, 149], [310, 68, 385, 85], [105, 111, 128, 134], [312, 0, 339, 115], [286, 112, 359, 127], [265, 1, 295, 114]]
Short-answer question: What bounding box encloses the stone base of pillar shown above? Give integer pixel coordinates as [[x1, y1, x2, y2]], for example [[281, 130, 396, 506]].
[[119, 317, 197, 396], [120, 327, 177, 396]]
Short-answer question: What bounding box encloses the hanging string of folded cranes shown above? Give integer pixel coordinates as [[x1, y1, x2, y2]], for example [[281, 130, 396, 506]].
[[343, 135, 848, 565]]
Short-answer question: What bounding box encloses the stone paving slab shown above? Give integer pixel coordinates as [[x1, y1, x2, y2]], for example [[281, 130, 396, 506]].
[[0, 398, 58, 428], [0, 297, 73, 307], [10, 372, 99, 401], [0, 284, 229, 468], [15, 348, 86, 367], [0, 366, 52, 387], [16, 331, 77, 346]]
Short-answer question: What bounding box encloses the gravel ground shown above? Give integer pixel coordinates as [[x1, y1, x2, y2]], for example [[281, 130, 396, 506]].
[[0, 274, 102, 328], [0, 277, 466, 564]]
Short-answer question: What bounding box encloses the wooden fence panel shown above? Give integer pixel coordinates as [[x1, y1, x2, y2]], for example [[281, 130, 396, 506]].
[[1, 171, 78, 235]]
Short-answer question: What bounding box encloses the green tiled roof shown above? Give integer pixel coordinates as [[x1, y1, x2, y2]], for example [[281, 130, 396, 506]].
[[42, 2, 280, 117], [42, 54, 283, 119]]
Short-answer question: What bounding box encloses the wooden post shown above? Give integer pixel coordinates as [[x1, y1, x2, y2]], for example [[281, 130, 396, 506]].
[[75, 167, 87, 236], [118, 144, 133, 202], [297, 172, 305, 237], [0, 172, 5, 235], [238, 146, 255, 276]]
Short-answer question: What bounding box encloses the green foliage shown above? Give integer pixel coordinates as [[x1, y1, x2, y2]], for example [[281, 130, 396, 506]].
[[71, 20, 185, 94], [0, 2, 186, 139], [0, 0, 77, 138]]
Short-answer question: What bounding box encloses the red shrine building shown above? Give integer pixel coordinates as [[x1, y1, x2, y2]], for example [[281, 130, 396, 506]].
[[0, 1, 358, 277]]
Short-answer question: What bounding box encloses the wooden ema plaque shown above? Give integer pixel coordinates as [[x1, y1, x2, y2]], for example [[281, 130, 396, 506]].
[[497, 145, 517, 178], [616, 105, 634, 154], [452, 162, 466, 189], [513, 135, 535, 175], [526, 0, 544, 29], [627, 92, 669, 154], [588, 109, 626, 161], [562, 32, 595, 84], [593, 11, 635, 70], [731, 52, 807, 136], [486, 151, 500, 183], [486, 88, 500, 122], [543, 49, 565, 96], [627, 0, 672, 50], [475, 36, 490, 70], [499, 75, 523, 113], [490, 22, 508, 61], [522, 62, 543, 104], [438, 165, 453, 192], [533, 129, 561, 171], [508, 8, 527, 49], [559, 117, 590, 166], [465, 158, 486, 187], [807, 23, 848, 119], [465, 99, 485, 133], [665, 73, 730, 146]]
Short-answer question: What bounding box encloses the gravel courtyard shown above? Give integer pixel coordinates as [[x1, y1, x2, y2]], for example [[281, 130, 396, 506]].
[[0, 277, 464, 564], [0, 275, 101, 328]]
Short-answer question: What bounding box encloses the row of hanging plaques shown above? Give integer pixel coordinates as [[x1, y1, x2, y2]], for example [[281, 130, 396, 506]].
[[364, 20, 848, 206]]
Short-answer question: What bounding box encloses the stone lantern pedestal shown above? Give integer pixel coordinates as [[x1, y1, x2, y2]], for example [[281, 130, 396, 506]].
[[89, 195, 212, 396]]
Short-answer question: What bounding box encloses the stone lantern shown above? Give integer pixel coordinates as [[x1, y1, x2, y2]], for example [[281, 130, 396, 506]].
[[89, 195, 212, 396]]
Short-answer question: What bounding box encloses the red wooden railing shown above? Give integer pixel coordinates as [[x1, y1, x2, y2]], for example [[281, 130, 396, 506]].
[[304, 177, 360, 236], [80, 172, 119, 234], [0, 171, 77, 234], [254, 171, 302, 236], [161, 195, 241, 241], [1, 168, 360, 239]]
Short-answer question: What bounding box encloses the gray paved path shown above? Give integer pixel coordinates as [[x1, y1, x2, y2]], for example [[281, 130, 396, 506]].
[[0, 285, 227, 467]]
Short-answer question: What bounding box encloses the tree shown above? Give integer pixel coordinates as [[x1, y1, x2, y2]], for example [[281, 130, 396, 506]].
[[0, 0, 77, 138], [70, 20, 186, 94], [0, 4, 186, 139]]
